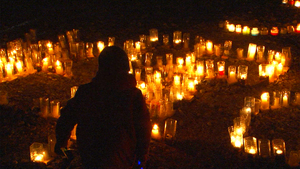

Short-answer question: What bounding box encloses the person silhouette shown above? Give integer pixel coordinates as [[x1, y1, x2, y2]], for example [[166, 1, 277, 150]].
[[55, 46, 151, 168]]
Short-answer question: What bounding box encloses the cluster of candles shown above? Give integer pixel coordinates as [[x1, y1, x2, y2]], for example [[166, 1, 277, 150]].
[[228, 93, 300, 164], [223, 20, 300, 36], [228, 97, 288, 159], [282, 0, 300, 7], [30, 137, 56, 164]]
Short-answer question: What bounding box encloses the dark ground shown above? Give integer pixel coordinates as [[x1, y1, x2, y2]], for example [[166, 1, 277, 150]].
[[1, 1, 300, 168]]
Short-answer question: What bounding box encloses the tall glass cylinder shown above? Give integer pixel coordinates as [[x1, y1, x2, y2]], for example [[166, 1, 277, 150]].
[[272, 139, 286, 156], [260, 92, 270, 110], [183, 33, 190, 49], [244, 136, 258, 155], [247, 43, 257, 61], [258, 139, 271, 158], [281, 90, 290, 107], [256, 45, 265, 62], [149, 28, 158, 42], [217, 61, 225, 76], [237, 65, 248, 80], [173, 31, 182, 45], [163, 118, 177, 141], [205, 59, 214, 79]]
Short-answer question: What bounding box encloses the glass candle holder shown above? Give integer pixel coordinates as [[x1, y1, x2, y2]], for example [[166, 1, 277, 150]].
[[256, 45, 265, 62], [206, 40, 213, 54], [145, 67, 153, 84], [272, 139, 286, 156], [254, 98, 261, 115], [163, 118, 177, 141], [260, 92, 270, 110], [183, 33, 190, 49], [237, 65, 248, 80], [151, 123, 161, 140], [166, 53, 173, 66], [233, 117, 246, 135], [163, 34, 170, 46], [282, 47, 291, 67], [50, 100, 60, 119], [205, 59, 215, 79], [270, 27, 279, 36], [244, 96, 255, 113], [173, 74, 181, 87], [243, 26, 250, 35], [294, 92, 300, 105], [267, 50, 275, 63], [236, 24, 242, 33], [287, 25, 295, 34], [281, 90, 290, 107], [260, 27, 269, 35], [267, 64, 275, 83], [271, 91, 282, 109], [236, 48, 244, 59], [259, 64, 269, 78], [173, 31, 182, 45], [64, 60, 73, 77], [135, 68, 141, 82], [145, 52, 153, 67], [251, 27, 260, 36], [258, 139, 271, 158], [86, 42, 94, 58], [228, 126, 243, 148], [223, 40, 232, 56], [214, 44, 222, 57], [217, 61, 225, 76], [39, 97, 50, 118], [227, 65, 237, 84], [280, 28, 287, 34], [244, 136, 258, 155], [149, 28, 158, 42], [196, 60, 205, 78], [227, 24, 235, 32], [247, 43, 257, 61], [30, 142, 47, 163], [108, 37, 115, 46]]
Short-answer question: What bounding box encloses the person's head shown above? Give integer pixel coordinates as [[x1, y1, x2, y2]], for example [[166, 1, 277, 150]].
[[97, 46, 129, 75]]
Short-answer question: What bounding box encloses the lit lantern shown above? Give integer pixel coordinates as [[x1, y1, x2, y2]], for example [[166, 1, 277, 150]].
[[205, 59, 215, 79], [244, 136, 258, 155], [176, 92, 183, 101], [267, 50, 275, 63], [228, 126, 243, 148], [260, 92, 270, 110], [235, 24, 242, 33], [217, 61, 225, 76], [270, 27, 279, 36], [206, 40, 213, 54], [164, 118, 177, 141], [108, 37, 115, 46], [196, 60, 204, 78], [247, 43, 257, 61], [259, 64, 269, 78], [281, 90, 290, 107], [149, 28, 158, 42], [243, 26, 250, 35], [173, 75, 181, 87], [237, 65, 248, 80], [295, 0, 300, 6], [137, 82, 147, 96], [296, 24, 300, 33], [97, 41, 105, 53], [135, 41, 141, 52], [151, 123, 161, 140], [135, 68, 141, 82], [272, 139, 286, 156], [71, 86, 78, 98], [55, 60, 64, 75], [287, 25, 295, 34], [173, 31, 182, 45], [227, 65, 237, 84], [30, 142, 48, 163], [228, 24, 235, 32], [251, 27, 260, 36], [15, 60, 23, 74]]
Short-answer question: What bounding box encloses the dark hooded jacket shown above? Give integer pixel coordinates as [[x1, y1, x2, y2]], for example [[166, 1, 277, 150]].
[[55, 46, 151, 168]]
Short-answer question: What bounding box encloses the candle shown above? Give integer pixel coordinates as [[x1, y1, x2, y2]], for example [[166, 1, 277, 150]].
[[236, 48, 244, 59], [187, 79, 195, 92], [247, 43, 257, 61], [251, 27, 260, 36], [5, 62, 13, 78], [185, 54, 192, 68], [176, 92, 183, 100], [238, 65, 248, 80], [272, 97, 281, 109], [108, 37, 115, 46], [154, 71, 161, 86], [270, 27, 279, 36], [243, 26, 250, 35], [228, 24, 235, 32], [174, 75, 181, 86], [267, 64, 275, 82], [244, 137, 258, 155], [235, 24, 242, 33], [227, 65, 237, 84], [261, 92, 270, 110], [296, 24, 300, 33], [42, 58, 49, 72], [151, 124, 161, 140], [135, 41, 141, 52], [206, 40, 213, 54], [51, 100, 60, 118], [15, 60, 23, 74], [282, 91, 290, 107], [196, 60, 204, 77], [173, 31, 182, 44], [205, 59, 215, 79], [217, 61, 225, 76], [55, 60, 64, 75], [97, 41, 105, 53], [149, 28, 158, 42], [214, 44, 222, 57], [272, 139, 286, 156]]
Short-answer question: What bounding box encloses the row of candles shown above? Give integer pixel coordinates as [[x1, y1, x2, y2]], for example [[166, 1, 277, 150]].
[[282, 0, 300, 7], [223, 20, 300, 36], [228, 96, 300, 166]]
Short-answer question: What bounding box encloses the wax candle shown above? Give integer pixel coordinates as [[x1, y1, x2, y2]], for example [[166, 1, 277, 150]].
[[251, 27, 260, 36], [267, 64, 275, 83], [174, 75, 181, 86], [272, 97, 281, 109], [5, 62, 13, 78], [243, 26, 250, 35], [150, 29, 158, 42], [185, 55, 192, 68], [228, 24, 235, 32], [205, 59, 215, 79], [173, 31, 182, 44], [97, 41, 105, 53], [244, 137, 258, 155], [217, 61, 225, 76], [296, 24, 300, 33], [42, 58, 49, 72], [151, 124, 161, 140], [15, 60, 23, 74], [227, 65, 237, 84], [196, 60, 204, 77], [236, 24, 242, 33], [55, 60, 64, 75], [270, 27, 279, 36], [187, 79, 195, 92], [261, 92, 270, 110], [236, 48, 244, 59], [108, 37, 115, 46], [247, 43, 257, 61], [154, 71, 161, 86], [206, 40, 213, 54], [135, 41, 141, 52], [281, 91, 290, 107]]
